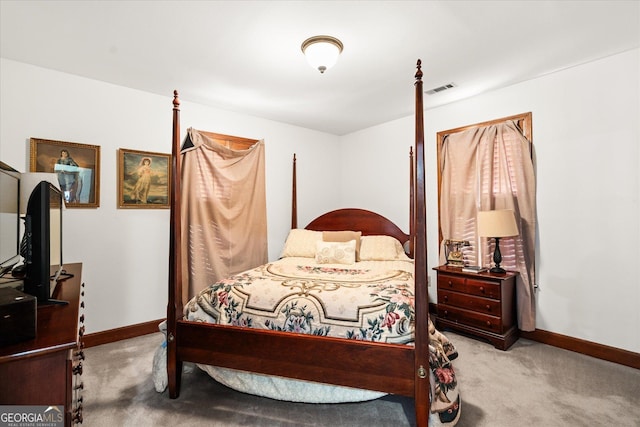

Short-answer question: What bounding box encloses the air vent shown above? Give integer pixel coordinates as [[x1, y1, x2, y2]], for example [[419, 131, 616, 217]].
[[425, 83, 456, 95]]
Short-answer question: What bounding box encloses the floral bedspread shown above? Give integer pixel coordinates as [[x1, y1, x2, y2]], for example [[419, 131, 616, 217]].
[[184, 257, 460, 425], [429, 316, 461, 426]]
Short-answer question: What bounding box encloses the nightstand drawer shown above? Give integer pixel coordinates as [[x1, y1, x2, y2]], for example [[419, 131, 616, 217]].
[[438, 289, 502, 315], [438, 304, 502, 333], [437, 273, 502, 299]]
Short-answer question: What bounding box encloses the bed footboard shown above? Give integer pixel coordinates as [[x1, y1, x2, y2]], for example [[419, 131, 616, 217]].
[[176, 320, 415, 396]]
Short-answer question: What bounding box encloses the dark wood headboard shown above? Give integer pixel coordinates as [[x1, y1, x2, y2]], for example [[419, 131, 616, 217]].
[[305, 208, 411, 251]]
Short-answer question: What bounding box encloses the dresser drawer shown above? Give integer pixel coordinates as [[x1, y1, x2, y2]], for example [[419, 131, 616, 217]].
[[437, 273, 502, 299], [438, 304, 503, 333], [438, 289, 502, 315]]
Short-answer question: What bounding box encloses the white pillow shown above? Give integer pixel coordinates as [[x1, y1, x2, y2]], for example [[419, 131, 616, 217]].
[[322, 230, 362, 261], [359, 235, 406, 261], [281, 229, 322, 258], [315, 240, 357, 265]]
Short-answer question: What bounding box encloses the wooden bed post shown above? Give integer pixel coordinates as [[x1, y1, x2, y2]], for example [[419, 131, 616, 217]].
[[413, 60, 430, 426], [409, 146, 415, 258], [291, 153, 297, 229], [167, 90, 184, 398]]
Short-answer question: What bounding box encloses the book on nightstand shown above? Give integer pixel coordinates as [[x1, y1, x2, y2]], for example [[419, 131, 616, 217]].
[[461, 266, 487, 273]]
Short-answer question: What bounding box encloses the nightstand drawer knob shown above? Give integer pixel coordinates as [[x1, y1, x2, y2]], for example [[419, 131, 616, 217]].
[[444, 296, 448, 302], [486, 321, 492, 327], [479, 286, 485, 293], [448, 280, 453, 287], [485, 305, 491, 311]]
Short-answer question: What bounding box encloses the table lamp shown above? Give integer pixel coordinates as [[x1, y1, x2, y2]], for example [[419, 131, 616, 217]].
[[477, 209, 519, 273]]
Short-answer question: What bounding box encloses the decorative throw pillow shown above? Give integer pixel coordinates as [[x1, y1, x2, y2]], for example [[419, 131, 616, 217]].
[[280, 229, 322, 258], [322, 230, 362, 260], [315, 240, 357, 265], [359, 235, 406, 261]]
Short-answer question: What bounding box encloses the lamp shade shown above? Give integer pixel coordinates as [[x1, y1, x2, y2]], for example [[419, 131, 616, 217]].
[[19, 172, 62, 215], [301, 35, 343, 73], [477, 209, 519, 238]]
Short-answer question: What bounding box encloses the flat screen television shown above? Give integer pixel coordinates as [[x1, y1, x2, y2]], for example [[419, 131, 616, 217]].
[[23, 180, 69, 305], [0, 162, 21, 276]]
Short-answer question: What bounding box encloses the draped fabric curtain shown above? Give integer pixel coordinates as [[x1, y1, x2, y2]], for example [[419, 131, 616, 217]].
[[180, 128, 268, 304], [439, 121, 536, 330]]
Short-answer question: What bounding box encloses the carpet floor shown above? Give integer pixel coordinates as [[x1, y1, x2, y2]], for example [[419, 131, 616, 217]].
[[82, 331, 640, 426]]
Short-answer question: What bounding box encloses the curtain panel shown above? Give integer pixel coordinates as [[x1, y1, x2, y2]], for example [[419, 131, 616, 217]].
[[180, 128, 268, 303], [440, 121, 536, 330]]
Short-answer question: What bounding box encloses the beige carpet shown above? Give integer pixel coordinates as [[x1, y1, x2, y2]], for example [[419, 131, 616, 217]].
[[82, 331, 640, 426]]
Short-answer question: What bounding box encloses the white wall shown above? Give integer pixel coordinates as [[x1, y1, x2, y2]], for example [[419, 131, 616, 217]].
[[0, 58, 340, 334], [340, 49, 640, 353], [2, 49, 638, 353]]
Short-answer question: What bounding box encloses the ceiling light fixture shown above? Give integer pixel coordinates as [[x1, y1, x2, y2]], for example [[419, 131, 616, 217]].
[[301, 35, 343, 74]]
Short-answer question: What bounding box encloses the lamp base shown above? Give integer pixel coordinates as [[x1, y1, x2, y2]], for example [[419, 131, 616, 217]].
[[490, 266, 506, 274]]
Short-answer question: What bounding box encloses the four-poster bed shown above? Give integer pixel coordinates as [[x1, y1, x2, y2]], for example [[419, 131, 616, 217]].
[[165, 61, 459, 426]]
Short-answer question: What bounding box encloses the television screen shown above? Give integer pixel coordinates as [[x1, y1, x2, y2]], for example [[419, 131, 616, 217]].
[[23, 180, 67, 305], [0, 162, 21, 276], [49, 185, 63, 281]]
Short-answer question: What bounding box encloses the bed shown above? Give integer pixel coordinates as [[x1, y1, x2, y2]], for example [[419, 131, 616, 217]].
[[165, 61, 460, 426]]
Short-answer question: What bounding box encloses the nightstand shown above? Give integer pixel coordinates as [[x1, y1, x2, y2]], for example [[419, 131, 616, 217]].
[[433, 265, 519, 350]]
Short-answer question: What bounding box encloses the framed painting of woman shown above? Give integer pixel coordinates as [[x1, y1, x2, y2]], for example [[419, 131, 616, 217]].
[[118, 148, 170, 209], [30, 138, 101, 208]]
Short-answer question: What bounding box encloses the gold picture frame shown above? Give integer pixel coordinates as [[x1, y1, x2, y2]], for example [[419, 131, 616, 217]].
[[30, 138, 101, 208], [117, 148, 170, 209]]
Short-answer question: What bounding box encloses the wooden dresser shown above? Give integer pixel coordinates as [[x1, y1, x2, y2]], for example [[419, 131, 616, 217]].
[[433, 265, 518, 350], [0, 263, 85, 425]]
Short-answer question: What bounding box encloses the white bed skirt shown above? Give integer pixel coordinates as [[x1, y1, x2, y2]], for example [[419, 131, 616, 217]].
[[152, 321, 384, 403], [197, 364, 386, 403]]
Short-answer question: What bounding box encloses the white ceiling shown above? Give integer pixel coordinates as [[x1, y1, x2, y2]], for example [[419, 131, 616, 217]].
[[1, 1, 638, 135]]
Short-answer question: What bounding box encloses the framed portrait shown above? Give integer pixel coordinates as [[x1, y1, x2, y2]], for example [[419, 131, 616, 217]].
[[118, 148, 170, 209], [30, 138, 101, 208]]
